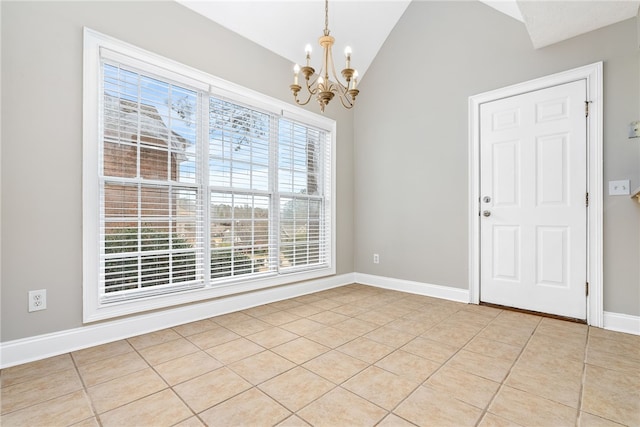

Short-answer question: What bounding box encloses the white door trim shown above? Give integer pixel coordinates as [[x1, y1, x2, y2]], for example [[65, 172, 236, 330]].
[[468, 62, 603, 327]]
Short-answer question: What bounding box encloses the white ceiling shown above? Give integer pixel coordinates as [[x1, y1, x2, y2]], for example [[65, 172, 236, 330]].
[[517, 1, 639, 49], [177, 0, 411, 78], [177, 0, 640, 79]]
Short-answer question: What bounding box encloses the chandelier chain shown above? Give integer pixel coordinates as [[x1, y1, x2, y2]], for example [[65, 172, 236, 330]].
[[324, 0, 330, 36]]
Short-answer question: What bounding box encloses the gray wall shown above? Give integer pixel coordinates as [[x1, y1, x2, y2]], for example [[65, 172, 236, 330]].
[[354, 1, 640, 316], [0, 1, 354, 341]]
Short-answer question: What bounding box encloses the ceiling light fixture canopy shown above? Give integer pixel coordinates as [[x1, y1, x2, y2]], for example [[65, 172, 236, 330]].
[[289, 0, 359, 112]]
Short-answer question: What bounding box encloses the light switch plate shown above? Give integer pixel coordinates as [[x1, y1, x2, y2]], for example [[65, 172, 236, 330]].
[[629, 121, 640, 138], [609, 180, 630, 195]]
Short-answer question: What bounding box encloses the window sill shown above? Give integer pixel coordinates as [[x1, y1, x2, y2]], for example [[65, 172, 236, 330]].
[[83, 265, 335, 323]]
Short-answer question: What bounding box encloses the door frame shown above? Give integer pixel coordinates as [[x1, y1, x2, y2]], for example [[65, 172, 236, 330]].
[[468, 62, 603, 327]]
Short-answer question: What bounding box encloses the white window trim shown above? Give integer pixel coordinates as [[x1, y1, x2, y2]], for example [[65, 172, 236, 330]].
[[83, 28, 336, 323]]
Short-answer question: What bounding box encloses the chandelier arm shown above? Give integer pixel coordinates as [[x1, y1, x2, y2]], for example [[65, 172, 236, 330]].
[[294, 91, 314, 106], [337, 93, 355, 109], [323, 43, 333, 84], [307, 72, 321, 90], [334, 77, 350, 97], [327, 45, 349, 92], [292, 68, 322, 107]]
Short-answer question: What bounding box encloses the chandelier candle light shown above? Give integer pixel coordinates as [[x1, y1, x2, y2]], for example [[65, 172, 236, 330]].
[[290, 0, 359, 112]]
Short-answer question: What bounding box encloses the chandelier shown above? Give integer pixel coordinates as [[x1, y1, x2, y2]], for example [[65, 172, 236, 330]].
[[289, 0, 359, 112]]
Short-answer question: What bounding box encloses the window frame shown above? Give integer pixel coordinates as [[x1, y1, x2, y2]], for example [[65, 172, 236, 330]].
[[83, 28, 336, 323]]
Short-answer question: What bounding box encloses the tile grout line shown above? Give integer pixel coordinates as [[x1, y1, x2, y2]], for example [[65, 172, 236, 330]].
[[290, 311, 405, 424], [411, 306, 506, 411], [98, 336, 194, 426], [157, 319, 302, 425], [471, 313, 543, 426], [294, 304, 420, 425], [345, 304, 507, 426], [138, 334, 200, 427], [1, 354, 109, 424], [265, 293, 384, 426], [388, 304, 526, 424], [270, 294, 425, 426], [81, 330, 224, 425], [70, 351, 103, 427], [377, 303, 477, 425], [214, 298, 504, 422], [575, 327, 591, 427]]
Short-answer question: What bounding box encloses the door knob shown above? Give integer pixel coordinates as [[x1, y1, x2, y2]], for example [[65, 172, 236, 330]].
[[483, 210, 491, 217]]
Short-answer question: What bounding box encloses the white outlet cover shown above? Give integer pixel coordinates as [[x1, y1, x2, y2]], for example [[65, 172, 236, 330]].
[[608, 180, 630, 195], [28, 289, 47, 312]]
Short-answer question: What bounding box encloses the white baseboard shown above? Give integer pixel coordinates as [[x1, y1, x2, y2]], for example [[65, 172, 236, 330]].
[[0, 273, 355, 369], [603, 311, 640, 336], [357, 274, 639, 336], [354, 273, 470, 303], [8, 272, 632, 369]]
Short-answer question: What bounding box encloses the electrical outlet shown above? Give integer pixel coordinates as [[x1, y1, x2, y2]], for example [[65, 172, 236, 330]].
[[28, 289, 47, 312], [373, 253, 380, 264]]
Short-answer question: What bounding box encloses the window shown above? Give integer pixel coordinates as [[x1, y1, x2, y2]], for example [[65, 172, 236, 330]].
[[83, 29, 335, 322]]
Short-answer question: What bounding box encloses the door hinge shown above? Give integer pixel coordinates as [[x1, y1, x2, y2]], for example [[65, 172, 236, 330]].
[[585, 282, 589, 297], [585, 192, 589, 207], [585, 101, 592, 117]]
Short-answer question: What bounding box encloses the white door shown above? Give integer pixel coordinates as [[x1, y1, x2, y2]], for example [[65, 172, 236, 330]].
[[480, 80, 587, 319]]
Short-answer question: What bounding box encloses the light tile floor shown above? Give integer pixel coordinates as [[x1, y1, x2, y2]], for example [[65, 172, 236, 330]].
[[2, 284, 639, 426]]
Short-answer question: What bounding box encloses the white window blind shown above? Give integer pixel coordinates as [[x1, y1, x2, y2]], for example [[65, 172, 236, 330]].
[[100, 62, 205, 302], [208, 98, 277, 281], [84, 28, 335, 321], [278, 120, 330, 270]]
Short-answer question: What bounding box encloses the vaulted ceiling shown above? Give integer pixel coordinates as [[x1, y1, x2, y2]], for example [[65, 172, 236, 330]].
[[177, 0, 639, 79]]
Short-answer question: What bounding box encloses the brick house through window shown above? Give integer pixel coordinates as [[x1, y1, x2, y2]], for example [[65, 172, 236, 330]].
[[103, 95, 190, 234], [101, 93, 198, 293]]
